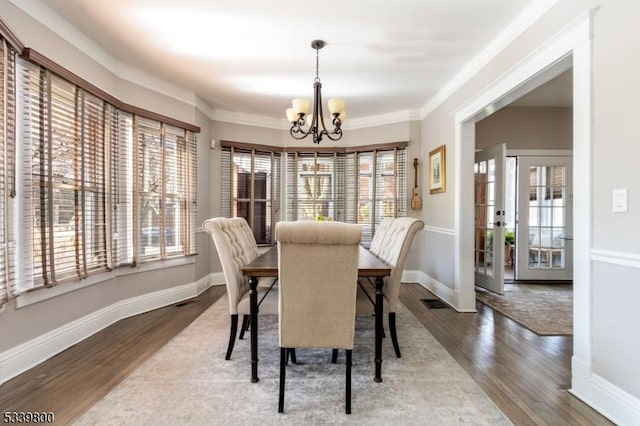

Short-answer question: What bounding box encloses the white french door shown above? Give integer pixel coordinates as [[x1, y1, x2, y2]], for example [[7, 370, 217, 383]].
[[474, 143, 506, 294], [516, 156, 573, 280]]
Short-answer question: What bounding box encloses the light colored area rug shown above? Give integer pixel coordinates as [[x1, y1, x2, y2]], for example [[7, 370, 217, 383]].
[[76, 298, 511, 425], [475, 283, 572, 335]]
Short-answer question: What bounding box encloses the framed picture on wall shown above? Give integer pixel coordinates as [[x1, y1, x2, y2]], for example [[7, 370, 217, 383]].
[[429, 145, 446, 194]]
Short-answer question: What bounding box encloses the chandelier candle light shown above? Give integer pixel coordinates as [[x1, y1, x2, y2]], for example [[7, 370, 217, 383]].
[[286, 40, 346, 144]]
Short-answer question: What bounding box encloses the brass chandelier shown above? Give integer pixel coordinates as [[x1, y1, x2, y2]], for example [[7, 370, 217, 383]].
[[285, 40, 345, 144]]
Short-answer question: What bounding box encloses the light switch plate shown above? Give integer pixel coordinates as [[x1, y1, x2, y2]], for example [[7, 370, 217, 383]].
[[612, 188, 628, 213]]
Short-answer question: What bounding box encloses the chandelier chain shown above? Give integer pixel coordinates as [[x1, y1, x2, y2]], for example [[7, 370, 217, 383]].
[[315, 45, 320, 83]]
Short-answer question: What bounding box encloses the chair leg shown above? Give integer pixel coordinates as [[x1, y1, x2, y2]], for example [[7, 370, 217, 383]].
[[346, 349, 352, 414], [279, 347, 286, 413], [239, 315, 250, 340], [225, 314, 239, 360], [331, 349, 339, 364], [286, 348, 297, 365], [389, 312, 401, 358]]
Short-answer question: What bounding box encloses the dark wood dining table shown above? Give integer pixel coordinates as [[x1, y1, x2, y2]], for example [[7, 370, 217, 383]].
[[242, 245, 392, 384]]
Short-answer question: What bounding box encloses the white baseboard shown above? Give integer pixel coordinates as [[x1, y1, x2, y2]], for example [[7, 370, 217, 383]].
[[570, 356, 640, 425], [0, 273, 218, 386], [402, 269, 471, 312], [208, 272, 226, 287]]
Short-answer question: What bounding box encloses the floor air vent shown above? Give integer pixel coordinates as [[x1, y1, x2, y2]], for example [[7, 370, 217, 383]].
[[421, 299, 449, 309]]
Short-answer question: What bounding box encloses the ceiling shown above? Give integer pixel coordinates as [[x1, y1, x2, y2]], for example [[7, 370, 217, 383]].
[[36, 0, 548, 122], [510, 69, 573, 107]]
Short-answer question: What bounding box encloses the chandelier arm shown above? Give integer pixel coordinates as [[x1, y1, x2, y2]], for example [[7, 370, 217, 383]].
[[290, 127, 310, 140], [323, 128, 343, 141]]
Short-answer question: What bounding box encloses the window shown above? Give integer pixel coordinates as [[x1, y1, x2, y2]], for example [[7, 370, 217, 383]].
[[8, 47, 198, 299], [16, 63, 115, 289], [286, 152, 345, 221], [346, 147, 407, 246], [221, 142, 281, 245], [116, 118, 197, 266], [283, 143, 407, 246], [0, 37, 17, 307]]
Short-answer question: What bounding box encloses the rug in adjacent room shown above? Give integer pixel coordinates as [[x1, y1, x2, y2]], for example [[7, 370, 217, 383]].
[[475, 283, 572, 335]]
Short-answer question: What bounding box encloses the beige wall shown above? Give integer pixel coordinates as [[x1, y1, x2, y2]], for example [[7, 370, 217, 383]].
[[475, 107, 572, 150]]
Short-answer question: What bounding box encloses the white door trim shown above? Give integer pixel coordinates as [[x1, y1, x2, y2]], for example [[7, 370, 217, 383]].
[[454, 10, 591, 310], [452, 8, 610, 421]]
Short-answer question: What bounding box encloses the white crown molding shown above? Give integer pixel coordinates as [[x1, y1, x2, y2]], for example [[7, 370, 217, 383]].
[[420, 0, 560, 119], [210, 108, 422, 131], [8, 0, 116, 70], [195, 97, 216, 120], [210, 110, 287, 130], [113, 62, 198, 107], [346, 109, 422, 130]]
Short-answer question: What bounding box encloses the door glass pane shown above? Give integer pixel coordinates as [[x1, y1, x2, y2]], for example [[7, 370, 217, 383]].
[[552, 207, 565, 226], [487, 182, 495, 204], [526, 165, 567, 270], [486, 206, 494, 228], [540, 207, 552, 226], [474, 159, 489, 277], [488, 159, 495, 181], [540, 227, 552, 247], [529, 206, 538, 226], [552, 228, 564, 248]]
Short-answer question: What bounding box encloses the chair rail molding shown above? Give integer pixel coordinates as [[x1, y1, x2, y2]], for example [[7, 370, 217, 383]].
[[425, 225, 456, 236], [591, 249, 640, 270]]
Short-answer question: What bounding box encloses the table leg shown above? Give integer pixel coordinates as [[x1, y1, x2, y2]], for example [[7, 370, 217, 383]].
[[249, 276, 259, 383], [374, 276, 384, 382]]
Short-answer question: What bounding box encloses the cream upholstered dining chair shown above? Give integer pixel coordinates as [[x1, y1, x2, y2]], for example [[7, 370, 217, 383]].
[[276, 221, 362, 415], [356, 216, 424, 358], [202, 217, 278, 360]]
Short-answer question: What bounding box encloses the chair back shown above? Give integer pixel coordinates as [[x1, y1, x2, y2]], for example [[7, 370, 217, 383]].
[[276, 221, 362, 350], [202, 217, 260, 314], [369, 217, 424, 311]]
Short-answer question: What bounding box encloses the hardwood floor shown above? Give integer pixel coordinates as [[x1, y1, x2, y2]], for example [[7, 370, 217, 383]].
[[400, 284, 612, 425], [0, 284, 612, 425], [0, 286, 226, 425]]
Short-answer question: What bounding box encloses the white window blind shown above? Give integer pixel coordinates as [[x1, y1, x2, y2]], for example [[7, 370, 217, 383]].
[[0, 38, 16, 307], [15, 62, 113, 289], [114, 111, 134, 266], [345, 147, 407, 246], [124, 117, 197, 264], [285, 152, 345, 221], [221, 143, 281, 245], [12, 54, 198, 298]]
